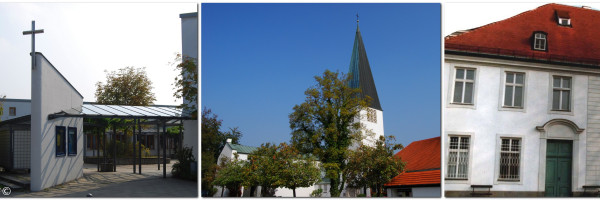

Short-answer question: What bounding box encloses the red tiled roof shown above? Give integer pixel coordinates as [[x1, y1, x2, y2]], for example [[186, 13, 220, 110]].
[[385, 137, 441, 187], [445, 4, 600, 65], [384, 169, 441, 187]]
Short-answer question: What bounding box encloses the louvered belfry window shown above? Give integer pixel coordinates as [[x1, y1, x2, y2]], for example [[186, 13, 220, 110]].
[[499, 138, 521, 181], [447, 136, 470, 179]]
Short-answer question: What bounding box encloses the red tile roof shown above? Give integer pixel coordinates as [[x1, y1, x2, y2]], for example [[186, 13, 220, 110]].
[[385, 137, 440, 187], [445, 3, 600, 66]]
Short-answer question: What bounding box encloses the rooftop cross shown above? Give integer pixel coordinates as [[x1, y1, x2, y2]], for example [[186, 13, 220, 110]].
[[22, 21, 44, 69]]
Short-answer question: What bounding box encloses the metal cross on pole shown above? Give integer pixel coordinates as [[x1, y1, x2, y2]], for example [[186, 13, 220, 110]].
[[22, 21, 44, 69]]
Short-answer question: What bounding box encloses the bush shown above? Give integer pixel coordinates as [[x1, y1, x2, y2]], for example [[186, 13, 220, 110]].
[[172, 146, 197, 181], [357, 194, 366, 197], [310, 189, 323, 197]]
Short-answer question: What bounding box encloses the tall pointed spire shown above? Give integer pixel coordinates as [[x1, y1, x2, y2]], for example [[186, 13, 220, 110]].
[[348, 20, 382, 111]]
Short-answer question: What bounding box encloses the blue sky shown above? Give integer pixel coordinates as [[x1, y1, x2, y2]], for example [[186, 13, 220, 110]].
[[202, 3, 440, 149]]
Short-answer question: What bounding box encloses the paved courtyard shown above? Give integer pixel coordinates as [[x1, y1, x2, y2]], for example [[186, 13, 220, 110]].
[[6, 161, 197, 197]]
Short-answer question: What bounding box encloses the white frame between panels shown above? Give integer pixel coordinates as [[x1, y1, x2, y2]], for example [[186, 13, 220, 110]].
[[552, 76, 572, 111], [534, 33, 547, 51], [498, 137, 521, 181], [446, 135, 471, 180], [503, 72, 526, 108], [452, 67, 476, 105]]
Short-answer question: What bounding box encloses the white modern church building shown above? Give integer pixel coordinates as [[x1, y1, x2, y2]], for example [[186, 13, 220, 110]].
[[0, 11, 198, 192]]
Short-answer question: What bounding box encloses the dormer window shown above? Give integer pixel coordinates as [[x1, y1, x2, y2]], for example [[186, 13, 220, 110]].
[[556, 10, 571, 26], [533, 32, 547, 51]]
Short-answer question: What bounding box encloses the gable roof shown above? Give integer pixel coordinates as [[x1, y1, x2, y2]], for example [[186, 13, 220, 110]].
[[446, 3, 600, 67], [348, 24, 382, 111], [385, 136, 440, 187], [228, 143, 258, 154]]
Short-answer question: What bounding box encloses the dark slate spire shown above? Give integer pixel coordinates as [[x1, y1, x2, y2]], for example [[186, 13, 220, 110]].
[[348, 23, 382, 111]]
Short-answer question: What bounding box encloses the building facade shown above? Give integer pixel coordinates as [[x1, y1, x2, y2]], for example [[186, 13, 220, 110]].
[[444, 3, 600, 197]]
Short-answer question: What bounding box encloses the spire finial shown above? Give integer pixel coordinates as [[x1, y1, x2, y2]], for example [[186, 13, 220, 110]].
[[356, 13, 359, 23]]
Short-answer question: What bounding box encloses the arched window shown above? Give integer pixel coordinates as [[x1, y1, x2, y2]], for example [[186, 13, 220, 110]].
[[533, 32, 547, 51]]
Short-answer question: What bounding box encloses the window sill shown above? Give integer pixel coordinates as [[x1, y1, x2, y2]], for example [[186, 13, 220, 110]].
[[548, 110, 574, 116], [496, 179, 523, 185], [499, 106, 525, 112], [447, 103, 476, 110]]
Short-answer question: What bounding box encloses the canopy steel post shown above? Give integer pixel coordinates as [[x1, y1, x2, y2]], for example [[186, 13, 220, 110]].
[[113, 125, 117, 172], [138, 119, 142, 174], [163, 122, 167, 178], [97, 129, 100, 172], [103, 128, 106, 166], [179, 121, 183, 154], [133, 119, 136, 174], [157, 123, 160, 170], [9, 124, 13, 170]]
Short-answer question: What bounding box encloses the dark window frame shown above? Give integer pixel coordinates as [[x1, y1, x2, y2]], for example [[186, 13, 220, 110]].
[[68, 127, 77, 156], [9, 107, 15, 116], [56, 126, 66, 157]]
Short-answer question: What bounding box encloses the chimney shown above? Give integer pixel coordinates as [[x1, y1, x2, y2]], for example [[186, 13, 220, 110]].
[[226, 138, 232, 143]]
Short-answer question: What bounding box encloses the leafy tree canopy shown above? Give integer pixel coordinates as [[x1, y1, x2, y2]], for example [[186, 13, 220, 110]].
[[289, 70, 369, 197], [172, 53, 198, 119], [201, 108, 242, 197], [345, 135, 405, 197], [213, 154, 247, 197], [95, 66, 156, 106]]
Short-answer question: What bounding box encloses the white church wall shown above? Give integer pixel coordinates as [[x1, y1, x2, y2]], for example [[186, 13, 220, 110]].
[[180, 12, 199, 162], [0, 99, 31, 121], [31, 53, 84, 191], [444, 57, 588, 193], [274, 186, 315, 197]]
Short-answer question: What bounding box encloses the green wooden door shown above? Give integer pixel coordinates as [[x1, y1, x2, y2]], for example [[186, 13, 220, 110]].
[[545, 140, 572, 197]]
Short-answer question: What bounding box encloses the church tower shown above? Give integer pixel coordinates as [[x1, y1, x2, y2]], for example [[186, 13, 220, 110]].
[[348, 20, 384, 146]]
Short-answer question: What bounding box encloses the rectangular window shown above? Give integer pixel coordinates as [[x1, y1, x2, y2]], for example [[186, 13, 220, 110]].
[[447, 136, 470, 179], [68, 127, 77, 156], [499, 138, 521, 181], [147, 135, 155, 149], [9, 107, 15, 116], [56, 126, 66, 157], [504, 72, 525, 108], [534, 33, 547, 50], [452, 68, 476, 104], [552, 76, 571, 111]]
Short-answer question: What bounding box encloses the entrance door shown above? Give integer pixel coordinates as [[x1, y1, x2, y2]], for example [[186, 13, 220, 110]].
[[545, 140, 572, 197]]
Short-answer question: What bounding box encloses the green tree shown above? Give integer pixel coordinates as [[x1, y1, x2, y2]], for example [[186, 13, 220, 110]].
[[289, 70, 369, 197], [213, 154, 248, 197], [277, 143, 321, 197], [345, 135, 405, 197], [245, 143, 281, 197], [172, 53, 198, 119], [201, 108, 242, 197], [95, 66, 156, 106]]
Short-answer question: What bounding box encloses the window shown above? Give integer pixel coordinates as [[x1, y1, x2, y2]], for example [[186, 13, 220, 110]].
[[504, 72, 525, 108], [86, 134, 97, 149], [447, 136, 470, 179], [452, 68, 475, 104], [552, 76, 571, 111], [56, 126, 66, 157], [68, 127, 77, 156], [396, 188, 412, 197], [499, 138, 521, 181], [533, 32, 547, 51], [558, 18, 570, 26], [366, 108, 377, 123], [9, 107, 15, 116]]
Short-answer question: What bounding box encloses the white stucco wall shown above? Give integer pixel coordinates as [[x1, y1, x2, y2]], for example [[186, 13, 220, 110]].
[[31, 53, 84, 191], [444, 56, 588, 193], [183, 120, 198, 160], [0, 99, 31, 121]]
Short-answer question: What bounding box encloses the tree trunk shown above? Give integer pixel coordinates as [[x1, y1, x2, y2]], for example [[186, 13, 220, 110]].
[[363, 186, 367, 197], [293, 187, 296, 197], [221, 186, 224, 197]]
